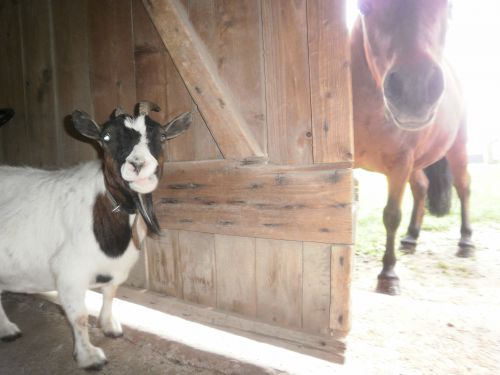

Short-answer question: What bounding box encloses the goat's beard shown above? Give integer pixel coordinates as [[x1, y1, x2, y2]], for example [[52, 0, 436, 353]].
[[132, 193, 161, 236]]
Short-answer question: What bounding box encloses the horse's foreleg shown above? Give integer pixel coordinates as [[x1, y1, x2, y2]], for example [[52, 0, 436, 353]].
[[400, 170, 429, 253], [377, 169, 410, 295], [447, 136, 474, 257]]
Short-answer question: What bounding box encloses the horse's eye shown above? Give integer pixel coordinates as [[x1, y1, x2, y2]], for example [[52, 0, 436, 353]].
[[103, 133, 111, 142], [358, 0, 372, 16]]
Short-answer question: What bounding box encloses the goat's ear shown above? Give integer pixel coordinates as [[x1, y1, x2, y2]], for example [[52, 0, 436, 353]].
[[162, 112, 192, 141], [0, 108, 14, 127], [72, 110, 101, 140]]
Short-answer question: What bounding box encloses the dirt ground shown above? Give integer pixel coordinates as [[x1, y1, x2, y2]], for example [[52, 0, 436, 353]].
[[347, 224, 500, 374], [1, 224, 498, 374]]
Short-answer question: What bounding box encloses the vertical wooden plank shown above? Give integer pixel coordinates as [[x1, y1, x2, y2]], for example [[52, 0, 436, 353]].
[[20, 0, 58, 167], [146, 229, 183, 297], [52, 0, 96, 166], [132, 0, 221, 162], [330, 245, 352, 333], [302, 242, 331, 335], [132, 0, 170, 124], [215, 235, 256, 317], [178, 230, 216, 306], [189, 0, 267, 151], [88, 0, 136, 123], [262, 0, 313, 165], [307, 0, 353, 164], [0, 0, 27, 165], [256, 238, 303, 329], [126, 246, 148, 289]]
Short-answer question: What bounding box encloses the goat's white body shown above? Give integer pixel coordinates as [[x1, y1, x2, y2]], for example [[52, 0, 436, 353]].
[[0, 161, 140, 368], [0, 161, 139, 294]]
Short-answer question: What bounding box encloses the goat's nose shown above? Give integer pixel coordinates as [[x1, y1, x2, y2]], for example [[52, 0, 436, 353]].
[[130, 160, 145, 173]]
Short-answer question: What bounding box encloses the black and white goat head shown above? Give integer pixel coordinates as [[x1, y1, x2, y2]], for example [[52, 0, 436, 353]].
[[0, 102, 191, 371]]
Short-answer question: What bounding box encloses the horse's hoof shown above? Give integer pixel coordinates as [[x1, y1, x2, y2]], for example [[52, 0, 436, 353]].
[[400, 236, 417, 254], [457, 245, 474, 258], [457, 238, 474, 258], [376, 276, 400, 295]]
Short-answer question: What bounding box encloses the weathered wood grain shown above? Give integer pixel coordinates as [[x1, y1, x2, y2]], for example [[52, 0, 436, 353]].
[[0, 0, 27, 165], [215, 234, 257, 317], [302, 242, 332, 335], [21, 0, 59, 167], [142, 0, 263, 159], [52, 0, 96, 166], [262, 0, 313, 165], [256, 238, 303, 329], [189, 0, 267, 152], [178, 230, 217, 307], [146, 229, 183, 297], [307, 0, 353, 164], [154, 160, 353, 244], [330, 244, 352, 333], [88, 0, 136, 122]]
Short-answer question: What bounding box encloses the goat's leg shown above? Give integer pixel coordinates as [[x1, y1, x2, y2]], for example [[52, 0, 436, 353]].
[[57, 283, 107, 370], [99, 284, 123, 338], [0, 292, 22, 342]]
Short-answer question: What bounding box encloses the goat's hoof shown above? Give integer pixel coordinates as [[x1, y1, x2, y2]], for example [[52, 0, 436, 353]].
[[0, 322, 22, 342], [84, 359, 108, 372], [103, 330, 123, 339], [100, 317, 123, 338], [1, 332, 22, 342], [76, 346, 108, 371], [376, 274, 400, 295]]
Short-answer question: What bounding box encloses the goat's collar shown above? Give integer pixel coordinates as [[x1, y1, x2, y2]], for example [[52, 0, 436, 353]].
[[106, 190, 136, 215]]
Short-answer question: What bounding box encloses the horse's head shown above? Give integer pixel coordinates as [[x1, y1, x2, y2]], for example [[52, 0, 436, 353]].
[[358, 0, 450, 131]]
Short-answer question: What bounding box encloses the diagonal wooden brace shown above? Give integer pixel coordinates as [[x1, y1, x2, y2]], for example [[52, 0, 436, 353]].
[[142, 0, 264, 159]]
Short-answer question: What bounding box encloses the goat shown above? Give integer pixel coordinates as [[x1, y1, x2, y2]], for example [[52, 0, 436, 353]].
[[0, 102, 191, 370], [0, 108, 14, 127]]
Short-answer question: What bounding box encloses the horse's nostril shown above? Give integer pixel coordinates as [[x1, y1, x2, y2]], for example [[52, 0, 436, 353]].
[[427, 66, 444, 104], [384, 71, 404, 101]]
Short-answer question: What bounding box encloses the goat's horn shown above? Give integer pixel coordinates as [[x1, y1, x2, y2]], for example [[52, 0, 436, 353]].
[[113, 106, 126, 117], [137, 101, 161, 116]]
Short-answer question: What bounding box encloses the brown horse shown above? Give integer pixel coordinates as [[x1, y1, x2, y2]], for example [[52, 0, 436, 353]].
[[351, 0, 474, 295]]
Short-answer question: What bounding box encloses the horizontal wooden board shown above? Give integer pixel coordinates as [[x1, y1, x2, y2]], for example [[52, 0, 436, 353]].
[[154, 160, 353, 243]]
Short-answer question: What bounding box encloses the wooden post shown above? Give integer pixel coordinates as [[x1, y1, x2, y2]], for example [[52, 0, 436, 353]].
[[307, 0, 354, 164]]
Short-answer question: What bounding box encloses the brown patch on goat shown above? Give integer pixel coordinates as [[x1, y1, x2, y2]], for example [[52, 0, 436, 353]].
[[93, 194, 132, 258]]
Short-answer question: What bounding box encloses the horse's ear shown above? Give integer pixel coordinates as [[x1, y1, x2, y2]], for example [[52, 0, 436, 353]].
[[447, 2, 454, 20], [358, 0, 372, 16]]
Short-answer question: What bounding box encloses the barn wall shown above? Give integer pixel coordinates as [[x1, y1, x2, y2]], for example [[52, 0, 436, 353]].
[[0, 0, 353, 358]]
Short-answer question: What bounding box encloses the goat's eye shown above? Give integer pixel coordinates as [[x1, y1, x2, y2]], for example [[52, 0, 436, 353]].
[[103, 133, 111, 142], [160, 133, 167, 143]]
